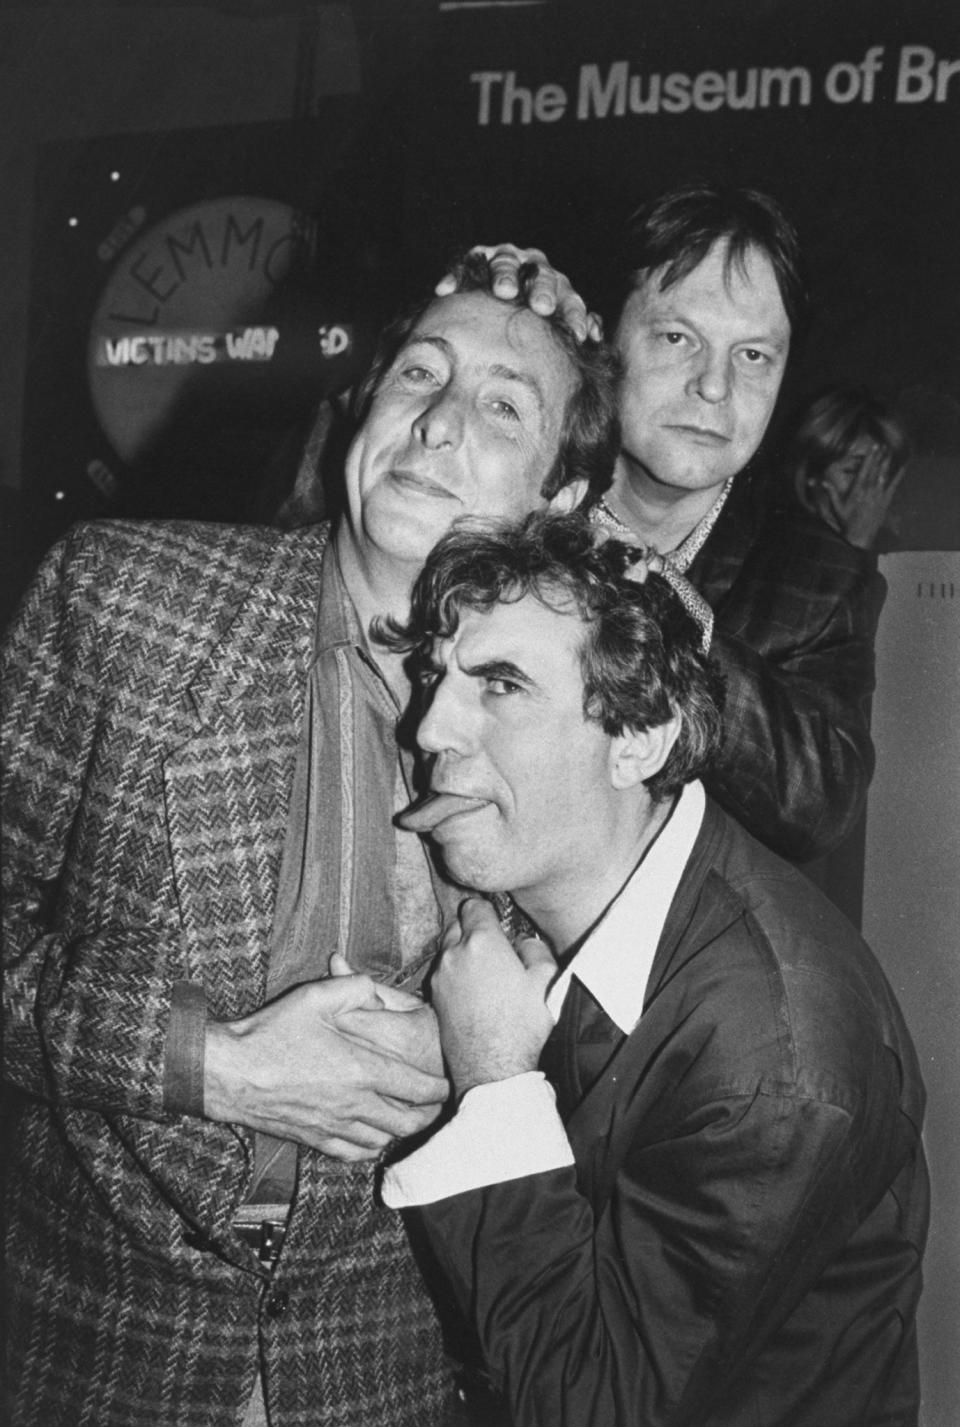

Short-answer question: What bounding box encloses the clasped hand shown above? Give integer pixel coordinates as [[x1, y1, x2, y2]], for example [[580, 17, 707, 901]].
[[204, 974, 449, 1162], [430, 897, 557, 1097]]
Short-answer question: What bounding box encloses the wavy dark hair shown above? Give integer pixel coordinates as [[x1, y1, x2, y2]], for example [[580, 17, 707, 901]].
[[380, 511, 725, 803], [615, 178, 809, 341], [353, 251, 620, 505]]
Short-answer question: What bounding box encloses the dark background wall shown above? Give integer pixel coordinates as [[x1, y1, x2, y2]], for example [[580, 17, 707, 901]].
[[3, 0, 959, 581], [1, 3, 958, 1422]]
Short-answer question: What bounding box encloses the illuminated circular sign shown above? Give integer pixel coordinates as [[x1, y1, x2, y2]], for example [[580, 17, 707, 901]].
[[87, 196, 312, 464]]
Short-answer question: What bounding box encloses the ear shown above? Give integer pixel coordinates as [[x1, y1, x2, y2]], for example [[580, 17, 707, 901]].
[[609, 713, 682, 791], [546, 477, 589, 515]]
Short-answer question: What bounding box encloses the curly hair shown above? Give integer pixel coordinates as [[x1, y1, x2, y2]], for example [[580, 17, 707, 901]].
[[352, 251, 620, 505], [380, 511, 725, 803]]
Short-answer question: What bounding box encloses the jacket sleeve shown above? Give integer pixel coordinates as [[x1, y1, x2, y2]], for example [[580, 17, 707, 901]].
[[704, 524, 885, 862], [2, 525, 189, 1121], [416, 1079, 864, 1427]]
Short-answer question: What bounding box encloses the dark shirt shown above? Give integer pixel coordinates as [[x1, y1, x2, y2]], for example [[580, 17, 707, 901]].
[[689, 479, 885, 862]]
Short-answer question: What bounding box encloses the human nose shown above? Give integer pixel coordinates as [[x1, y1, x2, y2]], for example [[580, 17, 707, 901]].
[[413, 387, 465, 451], [417, 675, 471, 757], [689, 347, 731, 404]]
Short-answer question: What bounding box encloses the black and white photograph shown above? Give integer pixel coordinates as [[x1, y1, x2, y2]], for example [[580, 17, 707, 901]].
[[2, 3, 957, 1424]]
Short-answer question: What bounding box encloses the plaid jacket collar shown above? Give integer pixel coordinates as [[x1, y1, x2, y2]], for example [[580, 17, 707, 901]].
[[163, 527, 329, 1015]]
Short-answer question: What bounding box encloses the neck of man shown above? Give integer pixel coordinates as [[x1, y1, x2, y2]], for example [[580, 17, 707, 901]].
[[606, 453, 729, 554], [514, 794, 674, 956], [333, 524, 418, 704]]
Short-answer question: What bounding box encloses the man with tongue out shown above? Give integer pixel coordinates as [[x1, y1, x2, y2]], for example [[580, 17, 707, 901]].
[[383, 513, 927, 1427]]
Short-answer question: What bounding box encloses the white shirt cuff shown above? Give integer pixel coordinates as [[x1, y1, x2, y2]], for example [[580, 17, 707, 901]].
[[382, 1071, 574, 1208]]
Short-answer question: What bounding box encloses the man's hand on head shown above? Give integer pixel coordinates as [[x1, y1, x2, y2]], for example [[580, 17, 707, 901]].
[[430, 896, 557, 1098], [434, 243, 602, 343], [203, 976, 448, 1162]]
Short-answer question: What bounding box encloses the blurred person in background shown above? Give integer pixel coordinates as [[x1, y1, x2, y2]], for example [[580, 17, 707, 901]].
[[783, 384, 910, 551]]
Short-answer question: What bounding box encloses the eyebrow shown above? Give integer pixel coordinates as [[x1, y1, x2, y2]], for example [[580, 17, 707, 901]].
[[653, 310, 789, 350], [403, 333, 451, 358], [486, 363, 546, 415], [401, 335, 547, 415], [748, 333, 790, 355], [462, 657, 537, 689]]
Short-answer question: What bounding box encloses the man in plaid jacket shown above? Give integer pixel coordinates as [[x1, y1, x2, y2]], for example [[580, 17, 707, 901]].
[[446, 181, 885, 864], [1, 257, 617, 1426]]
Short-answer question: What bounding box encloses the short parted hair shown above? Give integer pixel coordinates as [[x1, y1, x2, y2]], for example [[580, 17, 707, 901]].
[[381, 511, 724, 804], [353, 251, 620, 505], [783, 384, 911, 495], [615, 179, 809, 340]]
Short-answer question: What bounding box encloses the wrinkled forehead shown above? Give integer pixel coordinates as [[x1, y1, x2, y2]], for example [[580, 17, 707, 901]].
[[405, 289, 578, 396]]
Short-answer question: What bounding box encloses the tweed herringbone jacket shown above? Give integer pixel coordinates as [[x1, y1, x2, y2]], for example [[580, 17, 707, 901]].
[[2, 519, 455, 1427]]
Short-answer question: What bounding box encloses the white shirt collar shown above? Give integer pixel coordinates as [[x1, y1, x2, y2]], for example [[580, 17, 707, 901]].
[[545, 780, 706, 1034]]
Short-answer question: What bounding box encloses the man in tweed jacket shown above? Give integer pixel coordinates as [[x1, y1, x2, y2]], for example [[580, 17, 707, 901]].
[[1, 258, 618, 1426], [447, 182, 885, 864]]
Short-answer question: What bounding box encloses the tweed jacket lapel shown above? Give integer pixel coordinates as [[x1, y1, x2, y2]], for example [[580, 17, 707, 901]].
[[561, 803, 743, 1215], [163, 527, 328, 1020]]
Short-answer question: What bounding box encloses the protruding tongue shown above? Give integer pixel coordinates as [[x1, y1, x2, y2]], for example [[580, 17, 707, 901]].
[[398, 792, 487, 833]]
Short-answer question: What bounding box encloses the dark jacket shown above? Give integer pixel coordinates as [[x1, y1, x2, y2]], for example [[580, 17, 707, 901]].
[[2, 520, 455, 1426], [691, 481, 885, 862], [416, 800, 928, 1426]]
